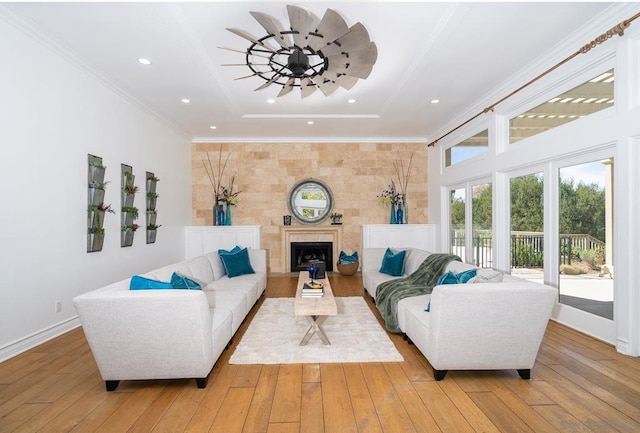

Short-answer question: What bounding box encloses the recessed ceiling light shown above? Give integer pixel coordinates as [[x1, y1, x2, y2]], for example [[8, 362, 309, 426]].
[[347, 98, 356, 104], [431, 99, 440, 104], [181, 98, 191, 104], [267, 99, 275, 104], [307, 121, 314, 125], [210, 126, 217, 130], [137, 58, 152, 65]]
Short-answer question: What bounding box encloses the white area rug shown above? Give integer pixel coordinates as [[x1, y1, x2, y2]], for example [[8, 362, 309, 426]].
[[229, 297, 404, 364]]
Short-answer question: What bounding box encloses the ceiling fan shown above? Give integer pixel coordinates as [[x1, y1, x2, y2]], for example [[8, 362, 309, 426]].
[[220, 5, 377, 98]]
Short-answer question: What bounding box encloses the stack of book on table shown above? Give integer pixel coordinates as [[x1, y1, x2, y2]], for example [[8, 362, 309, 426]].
[[302, 281, 324, 297]]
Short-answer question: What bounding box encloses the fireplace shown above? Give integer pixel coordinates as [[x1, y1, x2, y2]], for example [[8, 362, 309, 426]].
[[291, 242, 333, 272]]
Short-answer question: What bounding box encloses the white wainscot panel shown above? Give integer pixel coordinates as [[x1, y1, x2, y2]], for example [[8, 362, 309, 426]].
[[185, 226, 262, 259], [361, 224, 437, 251]]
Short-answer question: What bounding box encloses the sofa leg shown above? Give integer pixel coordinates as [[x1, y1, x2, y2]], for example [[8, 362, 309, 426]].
[[433, 369, 448, 381], [195, 377, 208, 388], [105, 380, 120, 391], [517, 369, 531, 380]]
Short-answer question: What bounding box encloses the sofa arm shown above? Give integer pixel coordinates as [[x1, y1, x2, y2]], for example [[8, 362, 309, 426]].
[[425, 282, 556, 371], [73, 289, 214, 381], [249, 249, 267, 273]]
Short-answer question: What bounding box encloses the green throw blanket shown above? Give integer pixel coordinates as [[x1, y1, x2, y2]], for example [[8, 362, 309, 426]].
[[375, 253, 461, 333]]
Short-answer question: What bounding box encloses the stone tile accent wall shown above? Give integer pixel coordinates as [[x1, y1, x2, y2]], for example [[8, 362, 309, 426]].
[[192, 142, 428, 273]]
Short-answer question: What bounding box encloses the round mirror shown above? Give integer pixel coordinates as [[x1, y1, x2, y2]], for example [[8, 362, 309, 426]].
[[287, 178, 334, 225]]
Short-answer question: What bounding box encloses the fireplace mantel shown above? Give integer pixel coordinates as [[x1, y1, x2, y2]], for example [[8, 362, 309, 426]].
[[281, 226, 342, 273]]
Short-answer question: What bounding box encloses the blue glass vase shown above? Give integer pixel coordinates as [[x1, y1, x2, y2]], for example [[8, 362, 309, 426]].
[[390, 202, 397, 224], [215, 203, 225, 226], [225, 202, 232, 226], [396, 204, 404, 224]]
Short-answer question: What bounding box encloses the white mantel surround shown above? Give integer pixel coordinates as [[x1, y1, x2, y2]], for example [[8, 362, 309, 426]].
[[282, 226, 343, 273]]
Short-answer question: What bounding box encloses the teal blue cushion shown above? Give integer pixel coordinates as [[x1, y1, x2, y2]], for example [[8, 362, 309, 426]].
[[218, 247, 255, 278], [379, 248, 406, 277], [129, 275, 173, 290], [218, 246, 242, 256], [339, 250, 359, 263], [457, 269, 477, 283], [436, 271, 459, 285], [170, 272, 202, 290], [427, 268, 478, 311]]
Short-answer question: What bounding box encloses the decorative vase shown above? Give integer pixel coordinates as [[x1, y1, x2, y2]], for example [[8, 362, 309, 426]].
[[396, 203, 404, 224], [215, 203, 225, 226], [390, 202, 397, 224], [225, 202, 232, 226]]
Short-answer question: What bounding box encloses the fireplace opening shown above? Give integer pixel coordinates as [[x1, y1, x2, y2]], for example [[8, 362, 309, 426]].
[[291, 242, 333, 272]]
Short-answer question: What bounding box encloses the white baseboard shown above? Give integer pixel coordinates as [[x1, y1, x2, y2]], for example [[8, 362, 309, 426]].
[[0, 316, 81, 362]]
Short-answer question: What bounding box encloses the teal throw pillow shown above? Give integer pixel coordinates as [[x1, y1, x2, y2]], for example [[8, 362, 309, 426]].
[[130, 275, 174, 290], [457, 269, 477, 283], [339, 250, 359, 264], [436, 271, 459, 285], [218, 247, 255, 278], [427, 268, 478, 312], [170, 272, 202, 290], [379, 248, 406, 277], [218, 245, 242, 256]]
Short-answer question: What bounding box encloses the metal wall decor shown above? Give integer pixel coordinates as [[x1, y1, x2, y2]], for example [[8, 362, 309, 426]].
[[146, 172, 160, 244], [87, 154, 112, 252], [120, 164, 139, 247]]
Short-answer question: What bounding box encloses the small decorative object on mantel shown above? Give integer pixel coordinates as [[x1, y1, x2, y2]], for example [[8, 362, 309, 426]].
[[330, 212, 343, 225], [203, 145, 241, 226], [378, 152, 413, 224]]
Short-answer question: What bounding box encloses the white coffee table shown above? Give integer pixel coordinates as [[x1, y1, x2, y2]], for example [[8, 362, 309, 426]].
[[294, 271, 338, 345]]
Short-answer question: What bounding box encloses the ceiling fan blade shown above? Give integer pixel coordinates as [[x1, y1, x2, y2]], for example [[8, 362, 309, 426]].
[[308, 9, 349, 51], [325, 42, 378, 78], [222, 63, 269, 67], [217, 46, 271, 59], [300, 78, 318, 98], [250, 11, 293, 49], [312, 77, 340, 96], [226, 28, 277, 53], [320, 23, 371, 57], [287, 5, 320, 48], [277, 78, 296, 97], [234, 72, 260, 80], [254, 75, 281, 91], [336, 75, 359, 90]]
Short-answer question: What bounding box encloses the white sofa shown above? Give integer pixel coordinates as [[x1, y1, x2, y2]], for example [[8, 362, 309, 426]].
[[362, 248, 556, 380], [73, 249, 267, 391]]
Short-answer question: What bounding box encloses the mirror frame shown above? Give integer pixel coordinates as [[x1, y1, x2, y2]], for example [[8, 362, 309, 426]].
[[287, 178, 334, 225]]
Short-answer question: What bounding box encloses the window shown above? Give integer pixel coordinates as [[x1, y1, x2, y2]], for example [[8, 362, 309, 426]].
[[450, 188, 465, 257], [445, 129, 488, 167], [510, 173, 544, 280], [559, 159, 613, 320], [510, 69, 614, 143], [472, 183, 492, 268]]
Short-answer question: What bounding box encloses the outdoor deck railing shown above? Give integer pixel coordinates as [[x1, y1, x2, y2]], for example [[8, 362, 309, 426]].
[[450, 231, 605, 268]]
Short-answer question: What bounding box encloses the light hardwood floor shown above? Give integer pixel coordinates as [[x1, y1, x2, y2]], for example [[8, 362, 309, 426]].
[[2, 274, 640, 432]]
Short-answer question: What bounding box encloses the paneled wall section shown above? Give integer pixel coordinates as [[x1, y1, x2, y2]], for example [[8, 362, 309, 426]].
[[192, 142, 428, 272]]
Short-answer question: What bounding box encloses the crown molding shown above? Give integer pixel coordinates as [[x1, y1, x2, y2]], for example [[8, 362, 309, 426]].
[[191, 136, 428, 144]]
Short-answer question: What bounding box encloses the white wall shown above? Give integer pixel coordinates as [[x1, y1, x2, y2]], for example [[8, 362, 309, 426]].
[[0, 15, 192, 360], [427, 4, 640, 354]]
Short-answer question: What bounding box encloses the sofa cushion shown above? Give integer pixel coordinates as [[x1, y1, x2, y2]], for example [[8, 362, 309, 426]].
[[379, 248, 406, 276], [129, 275, 174, 290], [171, 272, 202, 290], [218, 247, 255, 278], [185, 256, 215, 285]]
